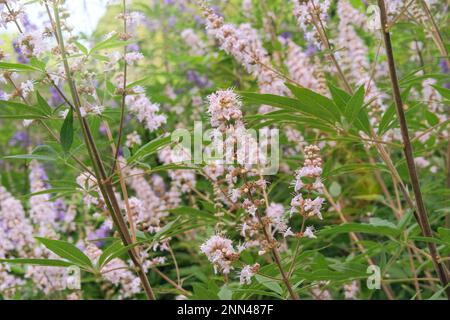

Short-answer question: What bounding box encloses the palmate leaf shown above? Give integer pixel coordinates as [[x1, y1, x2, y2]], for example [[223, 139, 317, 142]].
[[36, 237, 93, 269], [285, 82, 341, 122], [328, 83, 351, 111]]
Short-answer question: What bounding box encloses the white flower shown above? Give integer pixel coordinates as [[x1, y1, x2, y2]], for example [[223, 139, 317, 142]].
[[124, 51, 144, 65], [20, 80, 34, 98], [126, 131, 142, 148], [239, 263, 260, 285], [200, 235, 238, 275], [303, 226, 316, 239]]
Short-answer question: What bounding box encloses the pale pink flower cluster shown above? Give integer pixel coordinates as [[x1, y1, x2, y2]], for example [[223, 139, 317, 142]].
[[265, 202, 289, 236], [205, 89, 270, 184], [336, 0, 386, 124], [85, 243, 141, 299], [242, 0, 253, 18], [0, 1, 25, 29], [125, 131, 142, 148], [344, 281, 359, 299], [289, 145, 325, 239], [76, 171, 102, 208], [25, 255, 68, 295], [422, 78, 445, 116], [125, 86, 167, 132], [28, 161, 58, 238], [285, 40, 321, 92], [20, 80, 34, 98], [337, 0, 367, 29], [239, 263, 260, 285], [207, 88, 243, 129], [180, 28, 206, 56], [293, 0, 331, 49], [123, 161, 171, 252], [203, 4, 287, 112], [200, 235, 239, 275], [158, 146, 196, 194], [124, 51, 144, 65], [0, 186, 34, 297], [0, 186, 34, 255], [15, 30, 49, 57]]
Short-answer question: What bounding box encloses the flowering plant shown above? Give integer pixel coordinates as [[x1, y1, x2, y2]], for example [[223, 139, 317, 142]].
[[0, 0, 448, 300]]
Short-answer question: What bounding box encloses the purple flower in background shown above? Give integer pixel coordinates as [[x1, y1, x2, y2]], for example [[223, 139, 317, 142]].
[[194, 15, 204, 27], [99, 123, 108, 136], [168, 16, 177, 28], [306, 43, 318, 56], [88, 223, 111, 247], [127, 43, 140, 52], [54, 198, 67, 221], [186, 70, 212, 88], [0, 90, 9, 100], [280, 32, 292, 40], [9, 131, 31, 148], [361, 0, 369, 7], [211, 6, 222, 17], [13, 39, 29, 64], [164, 0, 175, 5], [20, 14, 37, 32], [50, 87, 64, 106], [440, 58, 450, 88]]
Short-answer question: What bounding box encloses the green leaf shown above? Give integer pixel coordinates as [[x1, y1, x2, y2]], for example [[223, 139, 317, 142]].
[[74, 41, 88, 55], [286, 82, 341, 121], [29, 57, 47, 71], [128, 135, 173, 163], [0, 61, 42, 72], [344, 85, 365, 125], [169, 206, 217, 222], [218, 285, 233, 300], [97, 240, 124, 269], [0, 258, 75, 268], [240, 92, 302, 110], [378, 103, 396, 135], [3, 154, 56, 162], [36, 237, 93, 269], [329, 83, 350, 111], [255, 275, 283, 295], [60, 108, 74, 153], [319, 223, 400, 237], [0, 100, 48, 119], [431, 85, 450, 100], [36, 91, 53, 115]]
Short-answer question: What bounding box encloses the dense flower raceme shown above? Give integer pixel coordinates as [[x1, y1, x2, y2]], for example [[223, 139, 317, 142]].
[[293, 0, 331, 49], [202, 3, 287, 113], [335, 0, 387, 125], [200, 89, 327, 285]]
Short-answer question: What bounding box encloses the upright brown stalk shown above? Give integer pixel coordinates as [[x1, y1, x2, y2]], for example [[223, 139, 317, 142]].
[[110, 0, 129, 174], [52, 2, 155, 300], [377, 0, 450, 299]]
